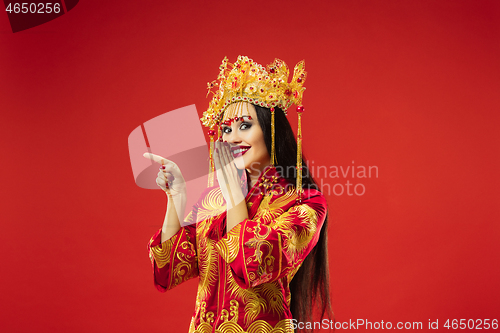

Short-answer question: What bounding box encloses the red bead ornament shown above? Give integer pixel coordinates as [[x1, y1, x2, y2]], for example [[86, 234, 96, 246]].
[[208, 130, 216, 136], [248, 116, 252, 120], [296, 105, 304, 113], [297, 77, 302, 83]]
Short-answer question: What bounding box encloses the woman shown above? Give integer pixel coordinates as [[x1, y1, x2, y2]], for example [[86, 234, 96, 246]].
[[145, 56, 332, 333]]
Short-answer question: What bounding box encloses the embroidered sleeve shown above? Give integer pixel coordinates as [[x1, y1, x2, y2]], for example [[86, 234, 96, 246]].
[[215, 189, 327, 289], [214, 223, 242, 264], [147, 213, 199, 292]]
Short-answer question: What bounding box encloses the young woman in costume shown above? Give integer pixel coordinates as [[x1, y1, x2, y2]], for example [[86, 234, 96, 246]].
[[145, 56, 332, 333]]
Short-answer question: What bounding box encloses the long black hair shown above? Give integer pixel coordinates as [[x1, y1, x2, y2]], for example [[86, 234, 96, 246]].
[[254, 105, 333, 331]]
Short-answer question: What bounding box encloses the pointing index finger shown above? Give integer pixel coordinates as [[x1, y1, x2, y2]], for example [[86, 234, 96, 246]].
[[143, 152, 167, 165]]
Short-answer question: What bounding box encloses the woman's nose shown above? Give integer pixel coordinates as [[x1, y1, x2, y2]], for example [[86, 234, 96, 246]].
[[226, 129, 242, 144]]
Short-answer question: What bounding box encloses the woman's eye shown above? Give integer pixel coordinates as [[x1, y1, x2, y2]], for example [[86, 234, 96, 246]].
[[240, 122, 251, 130], [222, 127, 231, 134]]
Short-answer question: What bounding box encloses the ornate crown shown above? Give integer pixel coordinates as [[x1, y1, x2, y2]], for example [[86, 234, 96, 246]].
[[201, 55, 307, 129]]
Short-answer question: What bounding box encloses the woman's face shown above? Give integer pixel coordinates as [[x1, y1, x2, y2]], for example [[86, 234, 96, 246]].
[[221, 102, 270, 173]]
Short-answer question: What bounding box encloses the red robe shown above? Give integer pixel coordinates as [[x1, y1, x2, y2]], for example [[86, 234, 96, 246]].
[[148, 166, 328, 333]]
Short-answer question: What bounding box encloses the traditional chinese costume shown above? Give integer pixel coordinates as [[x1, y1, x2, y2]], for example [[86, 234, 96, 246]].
[[148, 166, 327, 333]]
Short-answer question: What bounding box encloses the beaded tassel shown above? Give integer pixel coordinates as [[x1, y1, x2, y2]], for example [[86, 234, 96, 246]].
[[270, 107, 276, 166], [296, 105, 304, 200], [207, 129, 216, 187]]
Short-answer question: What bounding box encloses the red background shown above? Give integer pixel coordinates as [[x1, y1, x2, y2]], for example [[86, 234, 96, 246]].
[[1, 1, 499, 332]]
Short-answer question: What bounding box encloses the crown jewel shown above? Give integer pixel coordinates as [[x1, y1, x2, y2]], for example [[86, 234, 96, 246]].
[[201, 55, 307, 129]]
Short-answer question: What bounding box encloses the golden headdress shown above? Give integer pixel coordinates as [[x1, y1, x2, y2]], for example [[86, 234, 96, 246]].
[[201, 55, 307, 199], [201, 55, 306, 128]]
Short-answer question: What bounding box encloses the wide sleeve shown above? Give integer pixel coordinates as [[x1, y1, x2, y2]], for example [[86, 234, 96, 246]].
[[214, 189, 327, 289], [147, 209, 199, 292]]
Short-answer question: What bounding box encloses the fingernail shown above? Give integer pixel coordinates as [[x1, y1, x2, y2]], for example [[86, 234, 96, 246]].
[[215, 148, 219, 153]]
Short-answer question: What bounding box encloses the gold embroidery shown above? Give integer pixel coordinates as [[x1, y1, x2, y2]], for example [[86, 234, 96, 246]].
[[226, 267, 267, 325], [222, 222, 287, 325], [226, 259, 286, 325], [253, 188, 297, 222], [246, 319, 293, 333], [184, 210, 195, 224], [270, 204, 317, 262], [245, 224, 275, 284], [252, 282, 285, 316], [220, 299, 239, 323], [197, 187, 226, 222], [214, 223, 242, 263], [163, 169, 319, 333], [172, 234, 198, 287], [149, 233, 177, 268], [229, 299, 239, 320], [286, 264, 302, 286], [193, 299, 293, 333], [285, 290, 291, 308], [189, 317, 196, 333], [286, 205, 317, 254], [192, 318, 293, 333], [197, 301, 216, 333], [196, 217, 219, 302]]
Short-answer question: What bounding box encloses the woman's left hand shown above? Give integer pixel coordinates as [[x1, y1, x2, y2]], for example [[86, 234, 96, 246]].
[[214, 141, 246, 209]]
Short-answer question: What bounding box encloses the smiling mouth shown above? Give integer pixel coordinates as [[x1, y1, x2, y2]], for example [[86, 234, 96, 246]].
[[231, 146, 250, 157]]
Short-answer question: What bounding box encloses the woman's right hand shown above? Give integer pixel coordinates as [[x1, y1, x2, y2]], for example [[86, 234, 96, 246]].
[[143, 153, 186, 197]]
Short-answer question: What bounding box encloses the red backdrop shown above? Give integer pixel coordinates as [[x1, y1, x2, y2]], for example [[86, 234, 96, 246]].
[[1, 1, 499, 332]]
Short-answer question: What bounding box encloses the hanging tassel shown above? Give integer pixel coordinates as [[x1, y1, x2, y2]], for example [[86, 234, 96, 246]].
[[296, 105, 304, 201], [270, 107, 276, 166], [207, 129, 216, 187]]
